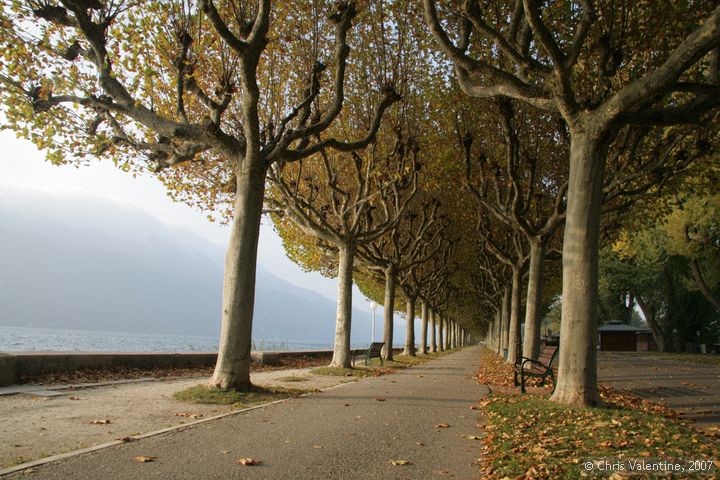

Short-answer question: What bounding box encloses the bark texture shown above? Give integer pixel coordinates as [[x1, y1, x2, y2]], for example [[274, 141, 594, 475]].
[[330, 243, 355, 368], [506, 267, 522, 364], [419, 300, 429, 354], [403, 295, 416, 356], [382, 266, 396, 361], [551, 130, 607, 406], [522, 238, 546, 360], [211, 159, 266, 390]]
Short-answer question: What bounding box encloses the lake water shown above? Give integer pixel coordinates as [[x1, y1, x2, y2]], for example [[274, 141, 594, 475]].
[[0, 326, 333, 352]]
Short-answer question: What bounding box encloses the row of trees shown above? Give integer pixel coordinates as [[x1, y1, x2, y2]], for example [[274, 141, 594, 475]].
[[1, 0, 718, 407]]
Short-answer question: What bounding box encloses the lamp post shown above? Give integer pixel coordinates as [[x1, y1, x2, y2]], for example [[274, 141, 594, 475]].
[[370, 301, 377, 342]]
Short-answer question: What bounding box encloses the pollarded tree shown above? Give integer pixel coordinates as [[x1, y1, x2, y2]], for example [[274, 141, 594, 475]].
[[461, 98, 568, 360], [0, 1, 400, 390], [476, 214, 529, 364], [425, 0, 720, 405], [357, 195, 442, 360], [397, 224, 452, 355], [266, 132, 418, 368]]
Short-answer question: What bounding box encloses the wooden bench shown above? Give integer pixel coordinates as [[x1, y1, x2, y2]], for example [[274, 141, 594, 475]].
[[513, 345, 558, 393], [352, 342, 384, 367]]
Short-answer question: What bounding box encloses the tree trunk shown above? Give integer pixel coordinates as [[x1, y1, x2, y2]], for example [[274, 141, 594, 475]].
[[382, 265, 396, 361], [419, 300, 428, 354], [211, 158, 267, 391], [634, 292, 665, 352], [430, 309, 437, 352], [689, 258, 720, 312], [501, 286, 510, 356], [551, 130, 608, 407], [438, 315, 445, 351], [329, 242, 355, 368], [663, 264, 684, 352], [403, 294, 416, 356], [506, 266, 522, 364], [522, 237, 546, 360], [493, 310, 501, 352]]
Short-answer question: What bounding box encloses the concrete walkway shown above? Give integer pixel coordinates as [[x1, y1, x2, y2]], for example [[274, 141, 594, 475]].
[[3, 347, 487, 479], [598, 352, 720, 428]]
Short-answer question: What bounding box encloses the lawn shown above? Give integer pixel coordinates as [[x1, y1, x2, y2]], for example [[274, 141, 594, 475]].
[[480, 393, 719, 479], [476, 347, 719, 479]]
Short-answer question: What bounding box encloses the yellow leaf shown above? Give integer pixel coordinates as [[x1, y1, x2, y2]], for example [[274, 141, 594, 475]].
[[134, 456, 156, 463], [389, 459, 410, 466]]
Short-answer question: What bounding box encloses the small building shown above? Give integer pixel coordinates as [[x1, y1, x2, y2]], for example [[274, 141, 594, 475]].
[[598, 321, 656, 352]]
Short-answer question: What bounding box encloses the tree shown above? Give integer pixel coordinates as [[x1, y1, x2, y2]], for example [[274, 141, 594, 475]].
[[0, 1, 400, 390], [357, 196, 441, 360], [461, 98, 568, 360], [425, 0, 720, 405], [266, 132, 417, 367], [663, 194, 720, 312]]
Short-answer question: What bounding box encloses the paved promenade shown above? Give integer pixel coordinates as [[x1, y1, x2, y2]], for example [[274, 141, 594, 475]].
[[5, 347, 487, 480], [598, 352, 720, 428]]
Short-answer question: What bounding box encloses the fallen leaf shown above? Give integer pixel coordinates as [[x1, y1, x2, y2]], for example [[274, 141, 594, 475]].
[[469, 405, 479, 410], [638, 451, 651, 457], [344, 403, 351, 407], [416, 442, 425, 446], [433, 470, 453, 476], [236, 458, 262, 466], [389, 459, 410, 466], [69, 397, 80, 401], [221, 450, 230, 454], [117, 437, 134, 443], [375, 398, 386, 402], [90, 419, 111, 425], [461, 434, 481, 440], [312, 445, 323, 449], [134, 456, 156, 463], [175, 412, 203, 419], [435, 423, 450, 428]]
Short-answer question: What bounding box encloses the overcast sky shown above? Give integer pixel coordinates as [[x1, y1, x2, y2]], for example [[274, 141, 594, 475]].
[[0, 130, 384, 321]]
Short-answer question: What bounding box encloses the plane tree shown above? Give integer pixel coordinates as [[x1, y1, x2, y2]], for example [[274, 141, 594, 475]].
[[0, 0, 403, 390], [266, 129, 418, 367], [461, 98, 568, 360], [425, 0, 720, 405]]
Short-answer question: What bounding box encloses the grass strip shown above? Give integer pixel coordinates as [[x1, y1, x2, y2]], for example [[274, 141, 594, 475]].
[[172, 384, 311, 407]]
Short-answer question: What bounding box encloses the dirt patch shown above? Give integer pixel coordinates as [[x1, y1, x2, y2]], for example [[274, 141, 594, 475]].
[[0, 366, 353, 469]]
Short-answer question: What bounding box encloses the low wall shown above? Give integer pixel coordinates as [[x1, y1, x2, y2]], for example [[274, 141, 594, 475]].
[[0, 347, 406, 386], [0, 350, 333, 386]]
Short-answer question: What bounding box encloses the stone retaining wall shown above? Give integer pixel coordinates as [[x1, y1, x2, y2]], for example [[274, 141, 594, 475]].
[[0, 350, 336, 386]]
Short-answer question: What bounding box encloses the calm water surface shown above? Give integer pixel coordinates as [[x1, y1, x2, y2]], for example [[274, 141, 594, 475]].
[[0, 326, 332, 352]]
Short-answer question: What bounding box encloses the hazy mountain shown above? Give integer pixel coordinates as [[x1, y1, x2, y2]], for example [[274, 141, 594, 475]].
[[0, 188, 369, 345]]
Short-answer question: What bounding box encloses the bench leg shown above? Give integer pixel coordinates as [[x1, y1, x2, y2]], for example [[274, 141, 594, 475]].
[[549, 372, 557, 394], [521, 372, 527, 394], [513, 370, 519, 387]]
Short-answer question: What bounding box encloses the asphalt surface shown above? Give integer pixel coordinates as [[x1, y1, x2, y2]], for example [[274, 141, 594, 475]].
[[597, 352, 720, 428], [7, 347, 487, 480]]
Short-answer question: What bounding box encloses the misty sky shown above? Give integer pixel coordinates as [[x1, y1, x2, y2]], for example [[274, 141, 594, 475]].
[[0, 130, 387, 325]]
